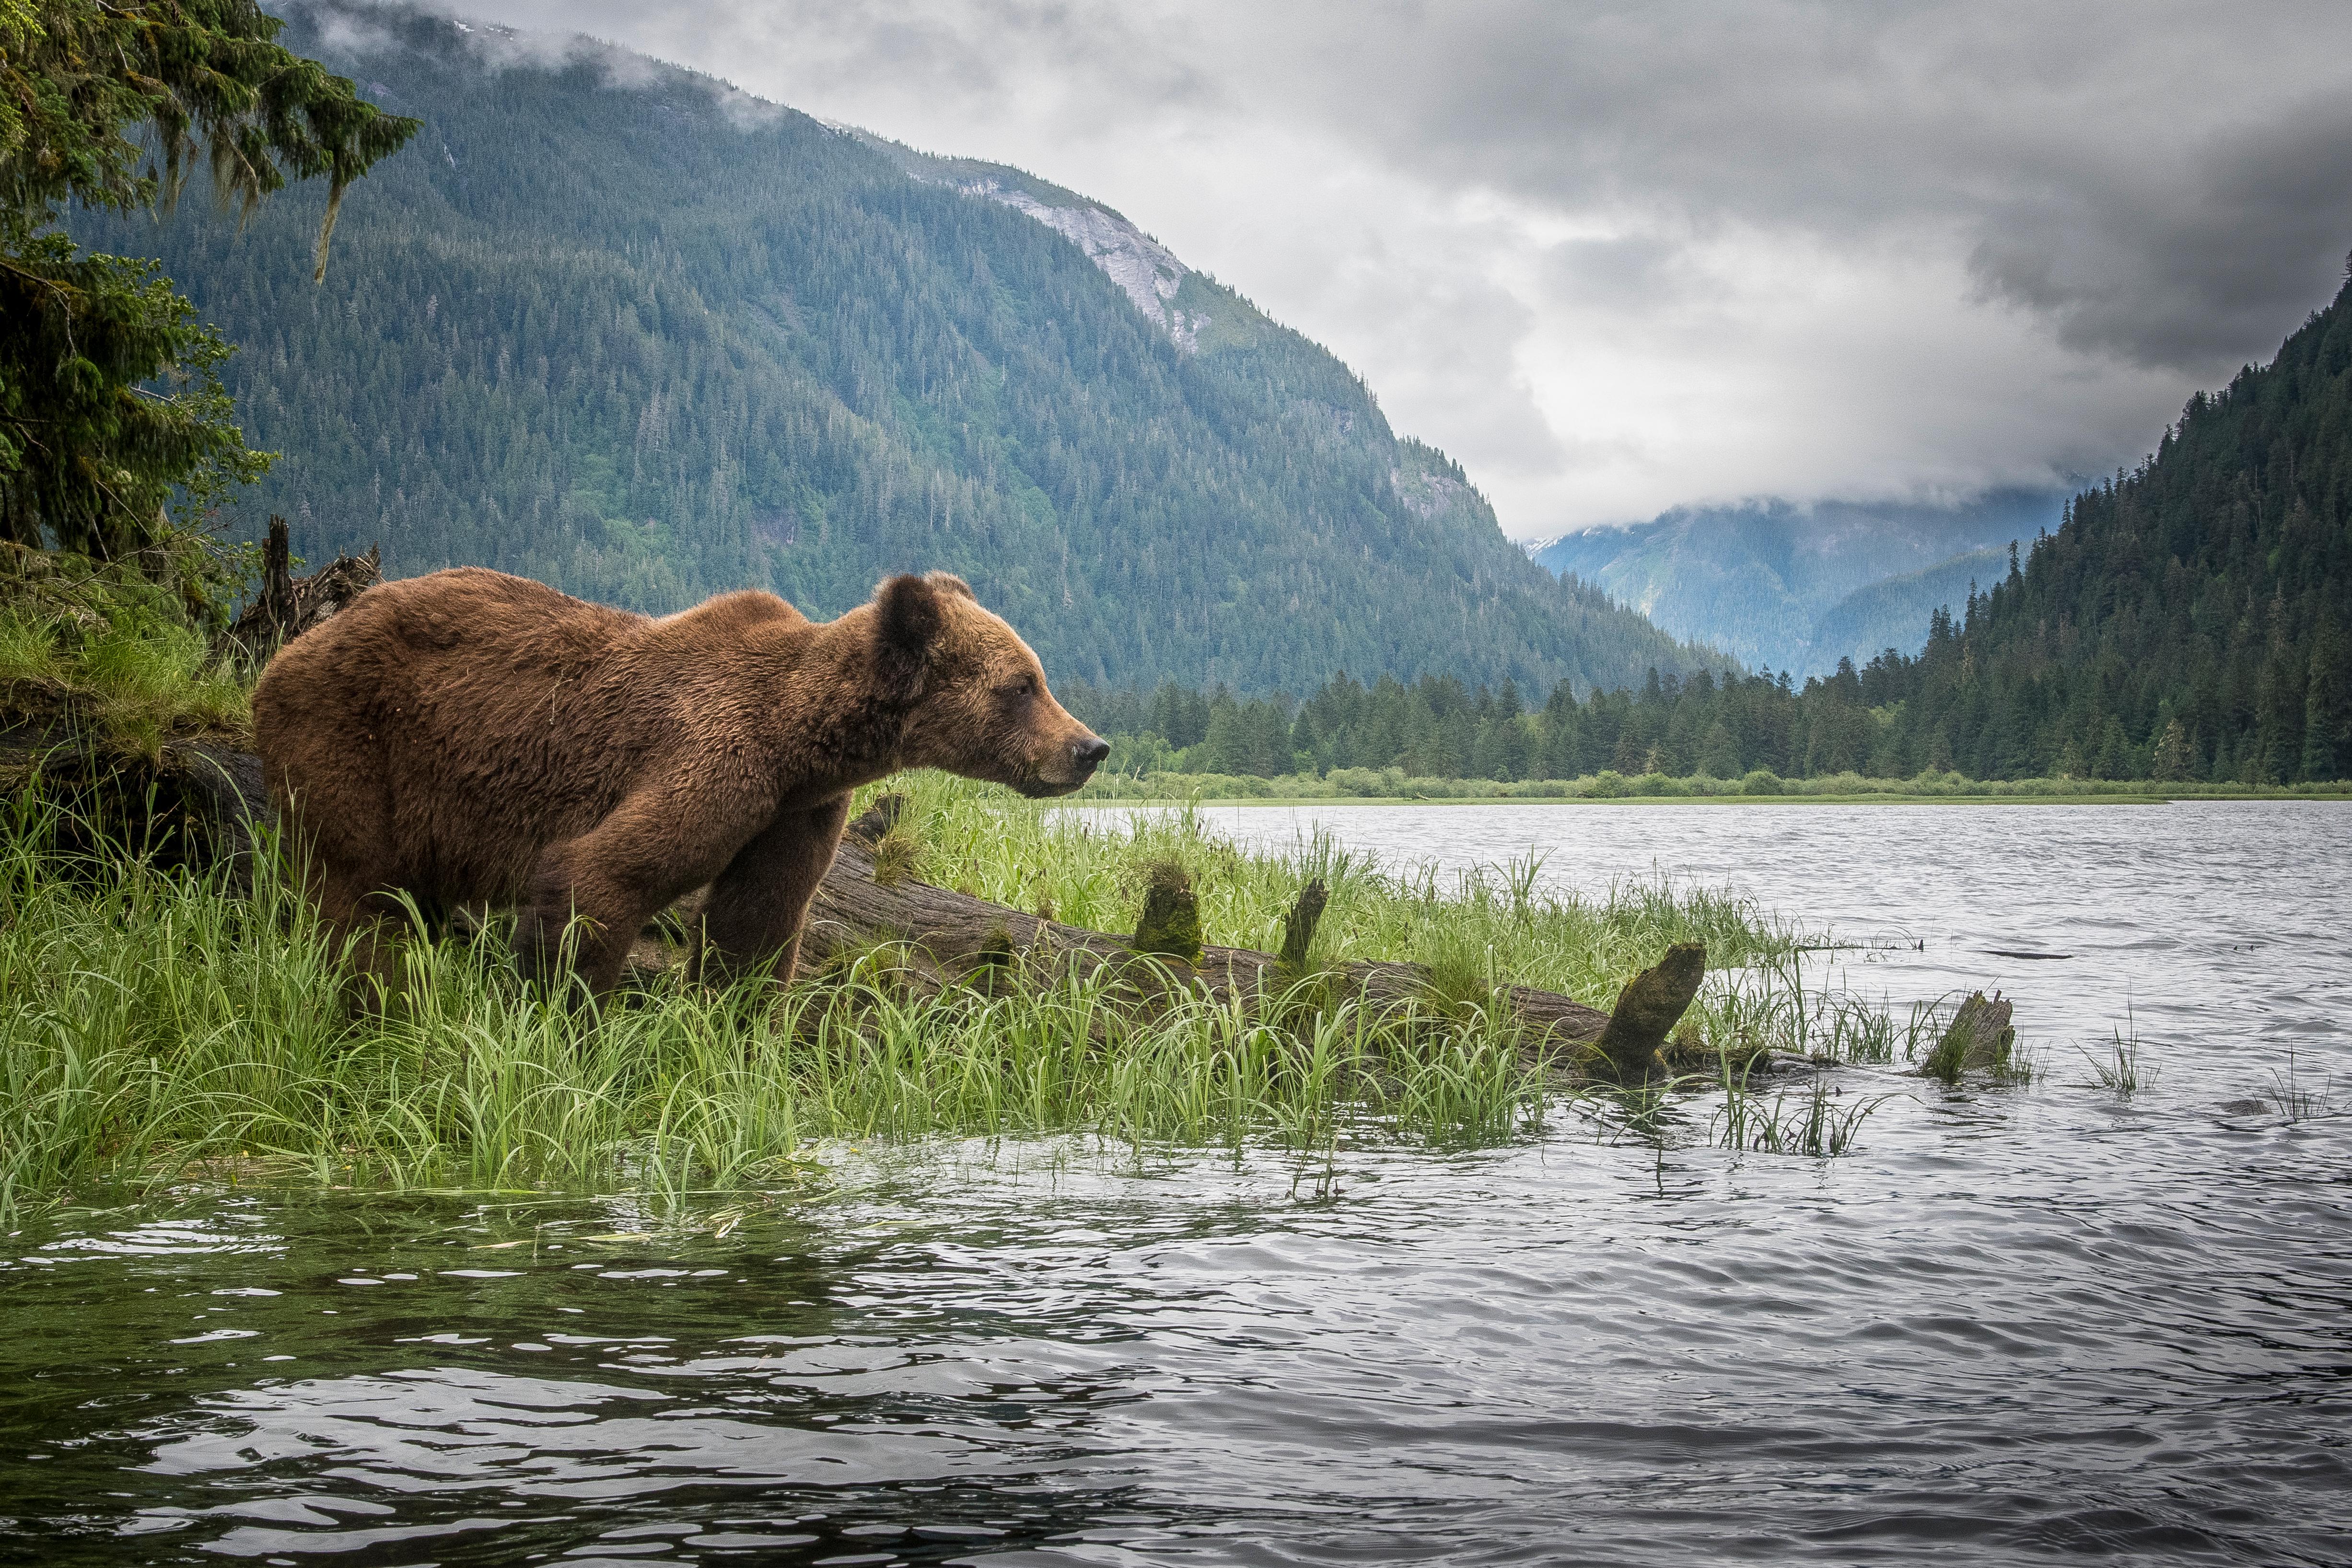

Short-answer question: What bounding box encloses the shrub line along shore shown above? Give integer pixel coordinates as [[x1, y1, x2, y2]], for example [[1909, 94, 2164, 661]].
[[1068, 768, 2352, 805]]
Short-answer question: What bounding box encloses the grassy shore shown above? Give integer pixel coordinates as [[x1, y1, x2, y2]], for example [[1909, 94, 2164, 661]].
[[875, 773, 1784, 1002], [0, 540, 252, 760], [0, 767, 1973, 1220]]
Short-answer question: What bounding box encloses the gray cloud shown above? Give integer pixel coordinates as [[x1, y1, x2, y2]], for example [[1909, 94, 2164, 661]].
[[1541, 235, 1689, 314], [329, 5, 783, 118], [1967, 97, 2352, 370], [1258, 1, 2352, 373], [374, 0, 2352, 530]]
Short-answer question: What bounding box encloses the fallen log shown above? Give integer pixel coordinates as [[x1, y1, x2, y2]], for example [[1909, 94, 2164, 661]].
[[793, 805, 1707, 1075], [0, 720, 269, 871]]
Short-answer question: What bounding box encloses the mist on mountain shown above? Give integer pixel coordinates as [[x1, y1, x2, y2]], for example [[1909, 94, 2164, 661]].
[[1531, 490, 2065, 677]]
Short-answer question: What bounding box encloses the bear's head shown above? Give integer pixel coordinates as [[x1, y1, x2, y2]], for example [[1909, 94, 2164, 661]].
[[872, 572, 1108, 798]]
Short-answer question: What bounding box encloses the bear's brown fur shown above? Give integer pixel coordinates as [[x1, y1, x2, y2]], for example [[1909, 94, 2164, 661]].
[[253, 567, 1105, 997]]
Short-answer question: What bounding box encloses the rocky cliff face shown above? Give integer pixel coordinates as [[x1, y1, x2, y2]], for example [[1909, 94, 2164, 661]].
[[968, 179, 1210, 350], [855, 135, 1223, 352]]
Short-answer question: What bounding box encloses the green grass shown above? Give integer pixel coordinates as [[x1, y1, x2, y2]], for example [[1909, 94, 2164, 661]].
[[881, 773, 1785, 1011], [1709, 1070, 1890, 1157], [0, 787, 1585, 1220], [0, 541, 253, 757], [12, 613, 252, 756], [1672, 951, 1922, 1071], [2261, 1048, 2336, 1122], [4, 770, 1956, 1222], [2078, 1007, 2153, 1096]]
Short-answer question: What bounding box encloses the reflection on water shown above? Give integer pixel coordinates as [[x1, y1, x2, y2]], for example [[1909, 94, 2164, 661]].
[[4, 802, 2350, 1565]]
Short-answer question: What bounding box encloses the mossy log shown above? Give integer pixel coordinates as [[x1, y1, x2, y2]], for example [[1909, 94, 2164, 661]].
[[0, 723, 267, 870], [3, 537, 378, 870], [1921, 990, 2016, 1081], [1591, 941, 1709, 1082], [793, 812, 1700, 1069], [1129, 859, 1204, 963]]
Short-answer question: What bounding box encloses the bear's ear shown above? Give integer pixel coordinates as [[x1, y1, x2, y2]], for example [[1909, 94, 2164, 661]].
[[874, 573, 944, 700], [924, 571, 976, 602]]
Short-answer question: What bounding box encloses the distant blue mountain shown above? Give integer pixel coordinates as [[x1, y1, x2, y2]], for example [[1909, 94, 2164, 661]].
[[1531, 490, 2064, 676], [1806, 546, 2008, 670]]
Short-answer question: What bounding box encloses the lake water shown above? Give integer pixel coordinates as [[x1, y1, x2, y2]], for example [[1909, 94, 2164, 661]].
[[6, 802, 2350, 1565]]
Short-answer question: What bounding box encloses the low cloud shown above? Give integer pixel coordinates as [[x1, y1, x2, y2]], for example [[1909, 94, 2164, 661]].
[[314, 9, 397, 56], [312, 3, 780, 125]]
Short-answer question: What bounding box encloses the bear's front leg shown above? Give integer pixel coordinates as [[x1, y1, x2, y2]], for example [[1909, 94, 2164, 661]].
[[693, 795, 854, 987], [517, 787, 756, 997]]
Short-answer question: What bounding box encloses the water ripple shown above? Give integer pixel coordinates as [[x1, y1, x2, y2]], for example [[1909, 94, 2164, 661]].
[[5, 803, 2352, 1563]]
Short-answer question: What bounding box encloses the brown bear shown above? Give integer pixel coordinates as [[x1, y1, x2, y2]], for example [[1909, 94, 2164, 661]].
[[253, 566, 1106, 997]]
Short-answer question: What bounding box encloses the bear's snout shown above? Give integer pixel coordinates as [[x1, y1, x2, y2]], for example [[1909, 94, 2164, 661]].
[[1060, 731, 1109, 783], [1017, 728, 1107, 796]]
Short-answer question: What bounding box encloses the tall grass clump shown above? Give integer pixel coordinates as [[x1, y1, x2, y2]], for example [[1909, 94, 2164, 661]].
[[0, 787, 1585, 1220], [1677, 952, 1896, 1070], [1709, 1068, 1888, 1157], [2079, 1006, 2153, 1096], [2261, 1047, 2336, 1122], [875, 774, 1792, 1010], [0, 537, 255, 757]]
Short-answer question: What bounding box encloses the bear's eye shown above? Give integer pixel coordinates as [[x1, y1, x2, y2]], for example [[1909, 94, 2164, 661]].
[[1000, 674, 1037, 702]]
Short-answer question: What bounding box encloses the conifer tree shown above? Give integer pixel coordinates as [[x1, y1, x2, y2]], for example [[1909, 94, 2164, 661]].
[[2303, 617, 2350, 781], [0, 0, 415, 561]]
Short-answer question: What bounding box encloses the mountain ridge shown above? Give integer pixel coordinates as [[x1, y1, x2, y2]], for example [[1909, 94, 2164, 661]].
[[1900, 272, 2352, 781], [69, 1, 1719, 698], [1531, 489, 2065, 675], [1804, 546, 2007, 669]]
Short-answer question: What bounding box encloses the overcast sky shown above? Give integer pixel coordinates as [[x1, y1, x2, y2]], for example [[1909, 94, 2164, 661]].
[[415, 0, 2352, 539]]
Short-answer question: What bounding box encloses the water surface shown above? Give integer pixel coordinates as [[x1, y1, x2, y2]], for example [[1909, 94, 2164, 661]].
[[6, 801, 2349, 1565]]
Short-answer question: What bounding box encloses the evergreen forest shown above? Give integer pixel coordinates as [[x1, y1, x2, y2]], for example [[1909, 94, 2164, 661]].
[[1070, 270, 2352, 786], [68, 0, 1712, 697]]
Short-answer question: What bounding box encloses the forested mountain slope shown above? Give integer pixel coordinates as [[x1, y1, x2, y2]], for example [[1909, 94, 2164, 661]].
[[1804, 546, 2006, 675], [1904, 272, 2352, 782], [71, 2, 1712, 696], [1076, 270, 2352, 785]]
